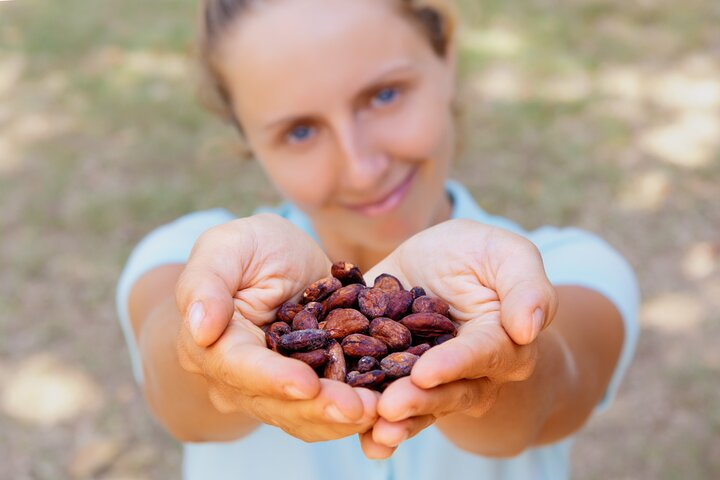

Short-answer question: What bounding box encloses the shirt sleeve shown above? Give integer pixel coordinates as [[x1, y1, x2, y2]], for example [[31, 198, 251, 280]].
[[529, 226, 640, 414], [115, 208, 236, 385]]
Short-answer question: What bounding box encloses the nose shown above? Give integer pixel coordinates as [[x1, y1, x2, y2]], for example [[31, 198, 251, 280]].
[[333, 120, 389, 192]]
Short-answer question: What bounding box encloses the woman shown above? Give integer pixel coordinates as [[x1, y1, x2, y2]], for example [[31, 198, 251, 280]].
[[116, 0, 639, 478]]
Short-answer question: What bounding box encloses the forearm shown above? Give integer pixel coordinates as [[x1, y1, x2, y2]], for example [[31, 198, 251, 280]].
[[436, 286, 624, 456]]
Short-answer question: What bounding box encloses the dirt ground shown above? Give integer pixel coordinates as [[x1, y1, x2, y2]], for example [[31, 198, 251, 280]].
[[1, 0, 718, 478]]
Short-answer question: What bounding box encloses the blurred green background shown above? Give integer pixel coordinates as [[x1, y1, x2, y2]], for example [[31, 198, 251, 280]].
[[1, 0, 719, 478]]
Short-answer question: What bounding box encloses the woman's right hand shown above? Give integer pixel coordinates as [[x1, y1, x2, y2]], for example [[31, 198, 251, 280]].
[[174, 214, 377, 441]]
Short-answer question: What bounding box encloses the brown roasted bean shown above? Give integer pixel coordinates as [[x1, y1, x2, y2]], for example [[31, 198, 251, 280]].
[[410, 286, 426, 300], [304, 302, 324, 318], [380, 352, 419, 378], [269, 321, 291, 336], [412, 295, 450, 316], [346, 369, 386, 389], [292, 309, 319, 331], [405, 343, 431, 356], [324, 340, 346, 382], [358, 288, 388, 318], [290, 349, 328, 369], [369, 317, 412, 351], [318, 321, 327, 330], [400, 312, 457, 336], [302, 277, 342, 304], [356, 356, 380, 373], [277, 302, 303, 323], [384, 290, 414, 320], [278, 329, 329, 352], [265, 331, 281, 352], [435, 333, 454, 345], [331, 261, 366, 286], [341, 334, 388, 358], [323, 308, 369, 339], [322, 284, 364, 317], [373, 273, 403, 292]]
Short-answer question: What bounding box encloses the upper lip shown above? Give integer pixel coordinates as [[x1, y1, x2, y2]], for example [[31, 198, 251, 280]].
[[341, 170, 414, 209]]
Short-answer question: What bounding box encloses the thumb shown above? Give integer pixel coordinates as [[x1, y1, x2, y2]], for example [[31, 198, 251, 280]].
[[176, 266, 236, 347], [500, 278, 556, 345]]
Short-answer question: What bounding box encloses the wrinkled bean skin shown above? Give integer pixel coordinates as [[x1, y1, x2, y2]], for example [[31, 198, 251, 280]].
[[323, 308, 369, 339], [373, 273, 403, 293], [357, 356, 380, 373], [381, 352, 419, 378], [290, 349, 328, 369], [401, 312, 457, 336], [322, 284, 364, 316], [412, 295, 450, 317], [292, 309, 319, 331], [346, 369, 386, 389], [323, 340, 347, 382], [405, 343, 431, 356], [278, 329, 329, 352], [302, 277, 342, 304], [331, 261, 366, 286], [384, 290, 414, 320], [358, 288, 388, 318], [277, 302, 303, 324], [341, 334, 388, 358], [369, 317, 412, 351]]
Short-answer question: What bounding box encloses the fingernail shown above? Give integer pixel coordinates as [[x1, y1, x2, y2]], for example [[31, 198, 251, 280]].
[[325, 404, 352, 423], [284, 385, 310, 400], [189, 302, 205, 340], [532, 307, 544, 339]]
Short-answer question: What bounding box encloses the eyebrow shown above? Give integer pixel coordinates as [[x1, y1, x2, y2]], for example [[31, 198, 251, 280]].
[[262, 61, 417, 131]]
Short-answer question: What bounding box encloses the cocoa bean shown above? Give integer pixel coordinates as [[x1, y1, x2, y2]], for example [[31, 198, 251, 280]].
[[400, 312, 457, 336], [405, 343, 431, 356], [373, 273, 403, 292], [356, 356, 380, 373], [322, 284, 364, 315], [341, 333, 388, 358], [277, 302, 303, 323], [331, 261, 366, 286], [412, 295, 450, 316], [279, 329, 329, 352], [435, 333, 454, 345], [346, 369, 386, 389], [369, 317, 412, 351], [410, 286, 426, 300], [292, 309, 319, 331], [302, 277, 342, 304], [265, 331, 281, 352], [269, 321, 291, 336], [384, 290, 414, 320], [323, 308, 369, 339], [304, 302, 324, 318], [324, 340, 346, 381], [381, 352, 419, 378], [358, 288, 388, 318], [290, 349, 328, 369]]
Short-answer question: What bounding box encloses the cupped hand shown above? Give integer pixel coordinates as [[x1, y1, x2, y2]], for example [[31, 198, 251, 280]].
[[175, 214, 377, 441], [358, 219, 558, 456]]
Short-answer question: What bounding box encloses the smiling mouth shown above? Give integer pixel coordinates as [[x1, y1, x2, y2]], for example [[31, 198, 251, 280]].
[[344, 168, 417, 217]]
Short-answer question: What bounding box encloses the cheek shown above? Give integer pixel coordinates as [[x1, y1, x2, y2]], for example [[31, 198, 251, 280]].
[[255, 151, 334, 208]]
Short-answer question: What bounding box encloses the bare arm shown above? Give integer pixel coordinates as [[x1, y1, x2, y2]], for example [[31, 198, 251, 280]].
[[434, 286, 624, 456], [128, 264, 259, 442]]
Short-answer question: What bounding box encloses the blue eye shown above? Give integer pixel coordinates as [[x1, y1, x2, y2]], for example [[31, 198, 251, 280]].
[[287, 125, 314, 143], [372, 87, 398, 107]]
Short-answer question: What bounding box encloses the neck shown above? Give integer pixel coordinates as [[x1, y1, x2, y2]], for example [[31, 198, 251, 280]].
[[313, 189, 453, 273]]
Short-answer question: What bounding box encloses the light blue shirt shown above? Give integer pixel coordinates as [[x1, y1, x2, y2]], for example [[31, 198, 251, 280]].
[[116, 180, 639, 480]]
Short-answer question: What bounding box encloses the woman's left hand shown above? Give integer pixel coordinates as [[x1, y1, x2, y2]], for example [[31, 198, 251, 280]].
[[357, 219, 558, 458]]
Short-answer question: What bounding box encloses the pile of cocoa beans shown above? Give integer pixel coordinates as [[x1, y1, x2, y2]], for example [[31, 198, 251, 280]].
[[263, 261, 457, 391]]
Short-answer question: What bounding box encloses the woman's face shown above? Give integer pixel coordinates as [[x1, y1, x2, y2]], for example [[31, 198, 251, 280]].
[[216, 0, 456, 249]]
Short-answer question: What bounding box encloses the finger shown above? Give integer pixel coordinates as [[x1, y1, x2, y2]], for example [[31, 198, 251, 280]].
[[371, 415, 436, 448], [359, 430, 396, 460], [210, 334, 321, 400], [176, 225, 252, 346], [492, 238, 558, 345], [378, 376, 497, 422], [410, 323, 535, 389], [249, 379, 367, 425]]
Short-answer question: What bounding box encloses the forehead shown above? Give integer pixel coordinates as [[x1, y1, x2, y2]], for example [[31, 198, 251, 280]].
[[215, 0, 437, 125]]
